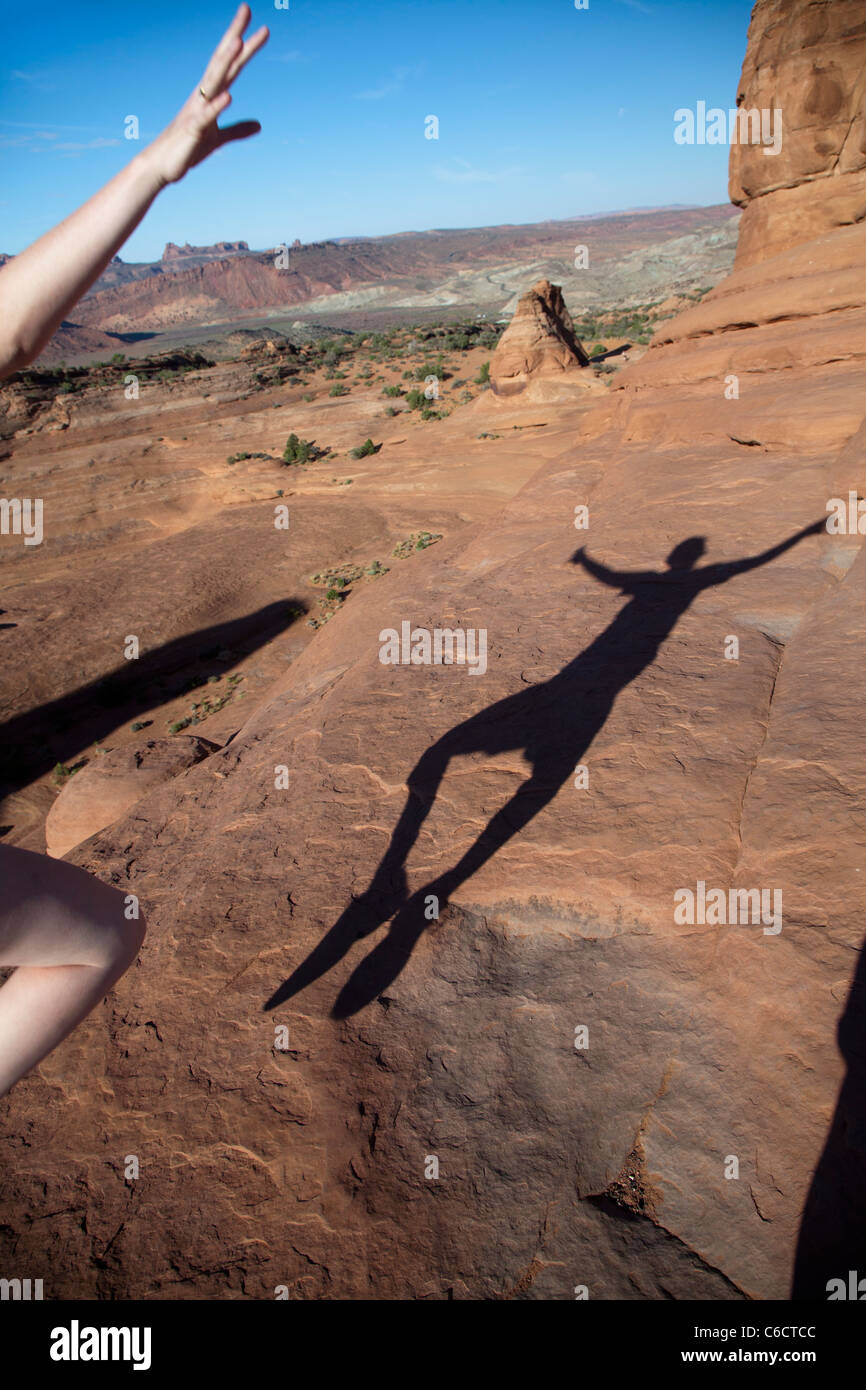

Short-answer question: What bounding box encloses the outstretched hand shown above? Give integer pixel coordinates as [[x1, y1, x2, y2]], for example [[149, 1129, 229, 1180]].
[[147, 4, 269, 187]]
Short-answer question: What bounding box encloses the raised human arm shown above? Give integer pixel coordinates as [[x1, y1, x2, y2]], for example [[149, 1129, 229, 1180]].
[[0, 3, 268, 380]]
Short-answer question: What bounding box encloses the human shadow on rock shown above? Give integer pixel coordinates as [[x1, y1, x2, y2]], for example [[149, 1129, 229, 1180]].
[[267, 522, 822, 1019], [792, 945, 866, 1299]]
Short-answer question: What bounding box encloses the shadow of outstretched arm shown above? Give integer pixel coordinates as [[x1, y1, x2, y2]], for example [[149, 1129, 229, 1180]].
[[699, 519, 825, 588], [572, 546, 655, 592], [0, 599, 307, 798]]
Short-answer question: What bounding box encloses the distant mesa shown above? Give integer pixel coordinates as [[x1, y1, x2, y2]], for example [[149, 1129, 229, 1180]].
[[161, 240, 250, 261], [489, 278, 591, 395]]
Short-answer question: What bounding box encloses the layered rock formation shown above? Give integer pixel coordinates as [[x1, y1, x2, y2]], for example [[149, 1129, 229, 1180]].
[[1, 1, 865, 1301], [489, 279, 591, 395], [162, 241, 250, 262], [730, 0, 866, 265]]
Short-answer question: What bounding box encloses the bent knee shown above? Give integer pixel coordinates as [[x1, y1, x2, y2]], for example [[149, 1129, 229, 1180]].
[[0, 845, 148, 971], [86, 880, 147, 973], [103, 905, 147, 972]]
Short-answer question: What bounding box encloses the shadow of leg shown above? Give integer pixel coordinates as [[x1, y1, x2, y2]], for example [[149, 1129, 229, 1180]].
[[263, 871, 410, 1010], [331, 774, 556, 1017], [264, 743, 452, 1010]]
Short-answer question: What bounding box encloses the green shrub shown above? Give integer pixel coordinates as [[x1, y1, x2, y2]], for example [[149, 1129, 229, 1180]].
[[53, 760, 83, 783], [227, 450, 271, 464], [350, 438, 377, 459], [283, 433, 324, 465], [392, 531, 443, 558]]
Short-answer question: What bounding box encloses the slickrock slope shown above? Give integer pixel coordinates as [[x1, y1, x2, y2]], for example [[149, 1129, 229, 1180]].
[[1, 4, 865, 1301], [45, 737, 220, 860], [0, 333, 532, 847]]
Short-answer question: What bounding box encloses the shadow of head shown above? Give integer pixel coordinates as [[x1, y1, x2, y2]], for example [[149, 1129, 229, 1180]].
[[666, 537, 706, 570]]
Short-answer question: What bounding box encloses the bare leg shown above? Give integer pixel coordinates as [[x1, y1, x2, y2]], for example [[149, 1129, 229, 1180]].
[[0, 845, 146, 1097]]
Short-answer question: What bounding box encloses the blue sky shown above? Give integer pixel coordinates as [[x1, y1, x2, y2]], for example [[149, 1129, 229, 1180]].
[[1, 0, 753, 261]]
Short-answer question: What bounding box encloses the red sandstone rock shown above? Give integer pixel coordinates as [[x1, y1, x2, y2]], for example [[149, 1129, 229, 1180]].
[[489, 279, 590, 395], [730, 0, 866, 266], [45, 737, 220, 859]]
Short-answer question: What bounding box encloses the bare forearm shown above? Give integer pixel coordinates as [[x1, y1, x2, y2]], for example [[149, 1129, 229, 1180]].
[[0, 149, 166, 379], [0, 5, 267, 381]]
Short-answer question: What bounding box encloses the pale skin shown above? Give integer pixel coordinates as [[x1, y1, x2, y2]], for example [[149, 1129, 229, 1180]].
[[0, 5, 269, 1096]]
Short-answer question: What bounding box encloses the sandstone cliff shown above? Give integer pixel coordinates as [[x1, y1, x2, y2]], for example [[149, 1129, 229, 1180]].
[[730, 0, 866, 264]]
